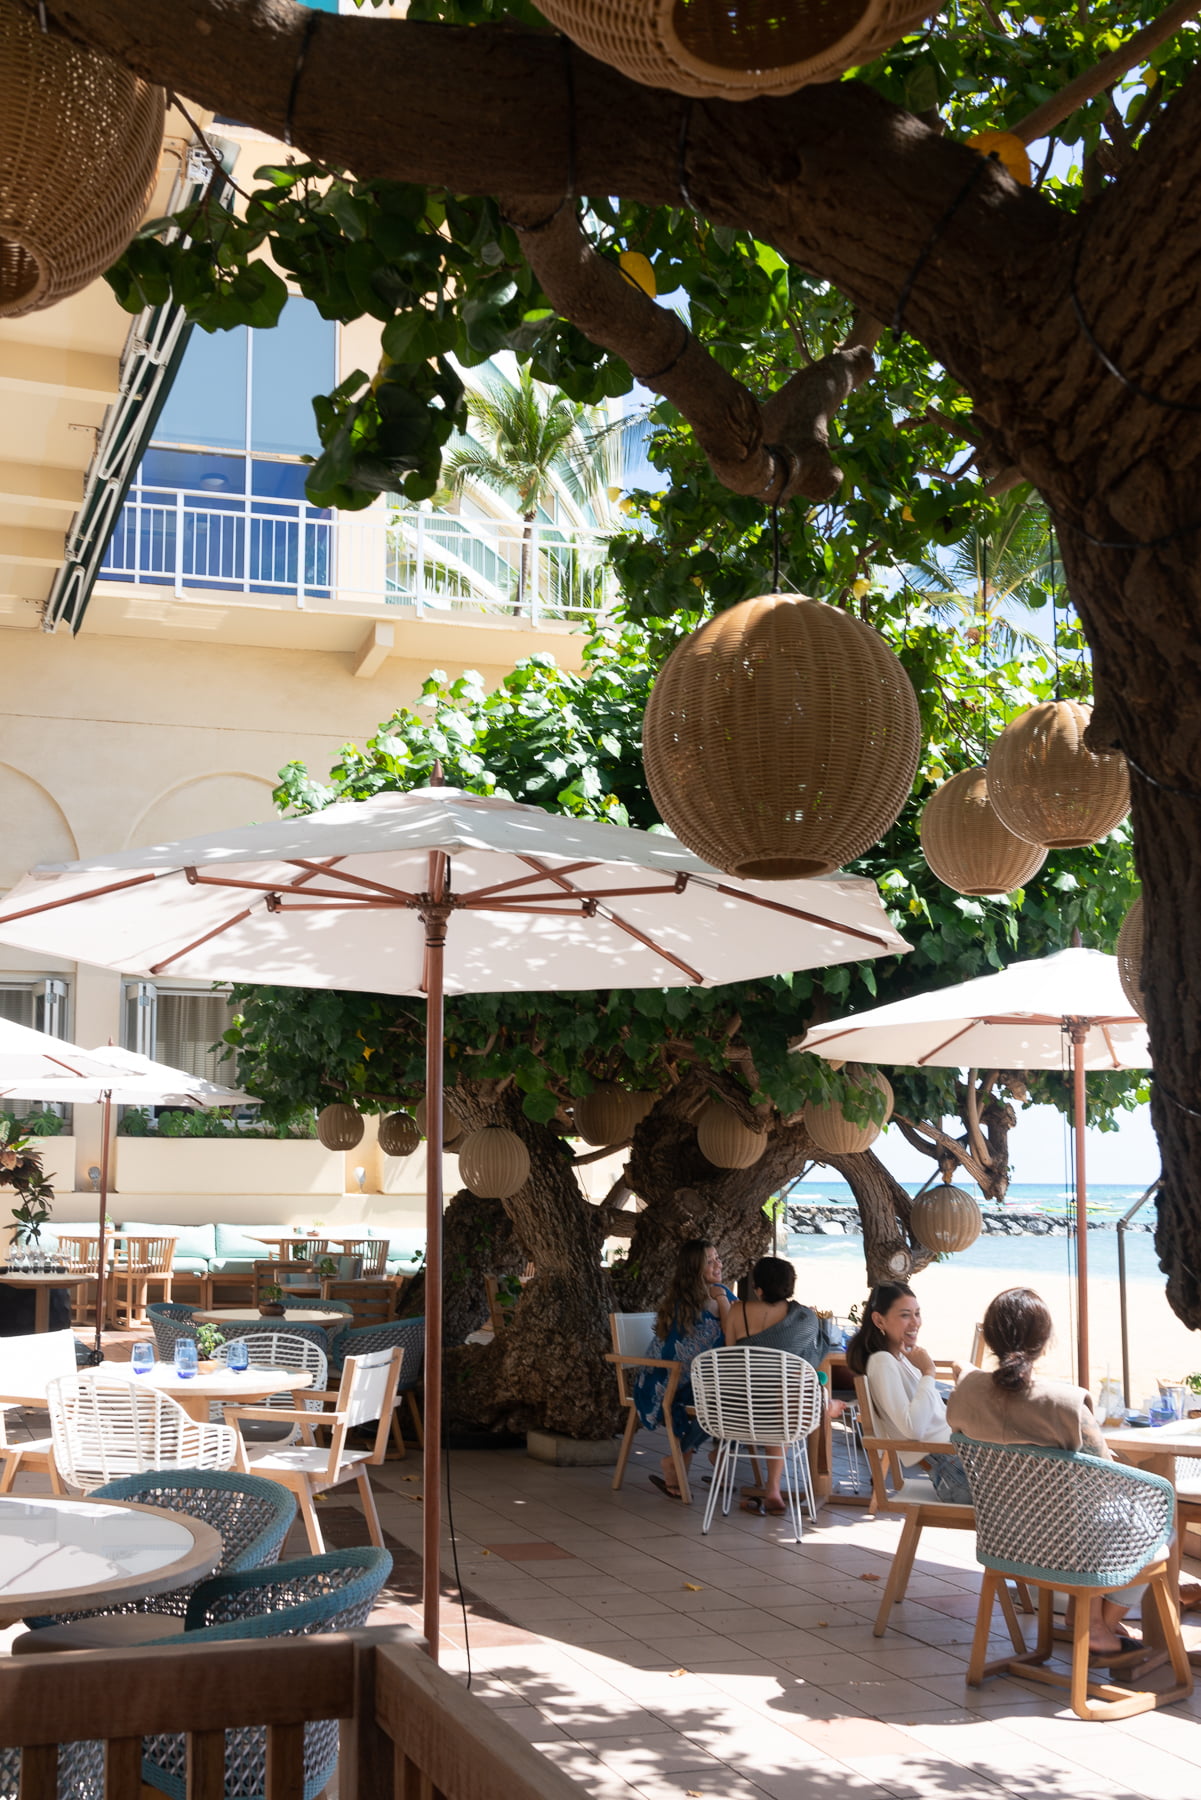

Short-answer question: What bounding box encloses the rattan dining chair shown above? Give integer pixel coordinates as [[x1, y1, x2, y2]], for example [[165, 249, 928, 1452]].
[[955, 1436, 1193, 1721], [45, 1370, 239, 1492], [55, 1233, 112, 1325], [691, 1346, 823, 1539], [329, 1316, 424, 1455], [213, 1330, 328, 1443], [112, 1235, 177, 1324], [333, 1237, 389, 1276]]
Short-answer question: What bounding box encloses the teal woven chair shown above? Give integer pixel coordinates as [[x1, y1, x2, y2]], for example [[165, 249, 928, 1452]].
[[954, 1436, 1193, 1721], [140, 1548, 392, 1800], [18, 1471, 298, 1641], [330, 1317, 424, 1454], [147, 1304, 197, 1360]]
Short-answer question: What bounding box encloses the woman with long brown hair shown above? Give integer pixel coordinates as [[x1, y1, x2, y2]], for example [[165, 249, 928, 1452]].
[[634, 1238, 732, 1499]]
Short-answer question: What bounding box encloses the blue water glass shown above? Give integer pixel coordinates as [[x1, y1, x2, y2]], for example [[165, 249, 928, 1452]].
[[130, 1342, 155, 1376], [174, 1339, 198, 1379], [226, 1338, 249, 1372], [1150, 1396, 1175, 1428]]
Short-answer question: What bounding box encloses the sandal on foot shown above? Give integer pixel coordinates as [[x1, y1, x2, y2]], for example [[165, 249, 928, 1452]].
[[649, 1474, 682, 1500], [740, 1497, 764, 1514], [763, 1498, 788, 1516]]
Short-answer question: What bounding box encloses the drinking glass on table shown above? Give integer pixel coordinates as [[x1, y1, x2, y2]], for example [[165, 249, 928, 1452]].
[[131, 1342, 155, 1376], [226, 1338, 249, 1372], [174, 1339, 198, 1379]]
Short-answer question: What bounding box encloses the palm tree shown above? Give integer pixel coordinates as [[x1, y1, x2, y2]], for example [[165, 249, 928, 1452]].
[[444, 368, 604, 615], [905, 490, 1060, 659]]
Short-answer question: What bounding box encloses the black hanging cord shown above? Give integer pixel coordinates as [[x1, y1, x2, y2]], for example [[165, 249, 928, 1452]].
[[1070, 231, 1201, 416], [441, 1424, 473, 1688], [499, 37, 577, 236], [1048, 511, 1062, 701], [771, 504, 781, 591], [678, 100, 698, 212], [283, 8, 321, 148], [892, 157, 991, 340], [1123, 749, 1201, 803]]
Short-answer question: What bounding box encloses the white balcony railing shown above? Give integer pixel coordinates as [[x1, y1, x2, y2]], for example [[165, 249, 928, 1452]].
[[100, 484, 616, 622]]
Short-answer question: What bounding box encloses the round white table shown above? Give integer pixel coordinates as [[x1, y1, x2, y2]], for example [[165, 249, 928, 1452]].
[[0, 1494, 223, 1627], [101, 1361, 314, 1423]]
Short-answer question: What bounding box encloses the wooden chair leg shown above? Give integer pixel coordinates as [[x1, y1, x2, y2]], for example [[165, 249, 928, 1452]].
[[996, 1577, 1028, 1653], [966, 1570, 1000, 1686], [1149, 1570, 1195, 1700], [1069, 1587, 1094, 1719], [294, 1482, 325, 1553], [389, 1406, 407, 1459], [665, 1423, 692, 1505], [355, 1469, 385, 1548], [611, 1401, 640, 1491], [0, 1450, 19, 1495], [873, 1513, 922, 1637], [406, 1390, 424, 1447]]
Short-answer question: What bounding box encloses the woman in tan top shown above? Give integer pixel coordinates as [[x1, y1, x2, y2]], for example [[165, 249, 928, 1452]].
[[946, 1286, 1134, 1656]]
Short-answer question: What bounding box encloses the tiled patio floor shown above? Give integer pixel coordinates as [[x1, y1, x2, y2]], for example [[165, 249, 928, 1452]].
[[7, 1338, 1201, 1799]]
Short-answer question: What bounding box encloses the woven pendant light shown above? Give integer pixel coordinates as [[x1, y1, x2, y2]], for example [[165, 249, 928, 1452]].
[[414, 1094, 464, 1149], [316, 1104, 364, 1151], [910, 1183, 983, 1254], [920, 766, 1048, 897], [1116, 895, 1147, 1020], [628, 1091, 657, 1127], [0, 0, 165, 317], [803, 1068, 894, 1155], [536, 0, 938, 100], [643, 595, 921, 880], [458, 1127, 531, 1200], [985, 700, 1130, 848], [573, 1083, 640, 1146], [695, 1098, 767, 1168], [378, 1111, 422, 1158]]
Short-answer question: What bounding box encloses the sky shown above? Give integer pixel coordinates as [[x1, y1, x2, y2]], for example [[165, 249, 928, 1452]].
[[795, 1099, 1159, 1193]]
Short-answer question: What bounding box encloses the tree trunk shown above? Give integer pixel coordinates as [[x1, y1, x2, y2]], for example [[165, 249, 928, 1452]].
[[398, 1187, 528, 1346], [443, 1083, 619, 1439], [819, 1148, 935, 1285]]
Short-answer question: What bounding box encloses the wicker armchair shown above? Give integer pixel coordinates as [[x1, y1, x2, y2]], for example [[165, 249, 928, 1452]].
[[329, 1317, 424, 1454], [147, 1303, 197, 1361], [46, 1371, 239, 1492], [214, 1331, 328, 1443], [954, 1436, 1193, 1721], [692, 1346, 823, 1539], [17, 1470, 298, 1646]]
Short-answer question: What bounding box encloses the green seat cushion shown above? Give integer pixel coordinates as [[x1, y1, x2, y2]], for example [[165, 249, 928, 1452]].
[[169, 1256, 211, 1276], [369, 1230, 426, 1263], [207, 1258, 260, 1276], [212, 1224, 277, 1262], [119, 1221, 217, 1264]]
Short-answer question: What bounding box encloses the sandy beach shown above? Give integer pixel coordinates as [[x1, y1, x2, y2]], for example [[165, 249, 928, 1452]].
[[786, 1234, 1200, 1407]]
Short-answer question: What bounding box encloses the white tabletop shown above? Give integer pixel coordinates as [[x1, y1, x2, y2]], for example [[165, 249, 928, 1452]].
[[1105, 1420, 1201, 1456], [100, 1362, 314, 1401], [192, 1308, 347, 1328], [0, 1495, 222, 1625]]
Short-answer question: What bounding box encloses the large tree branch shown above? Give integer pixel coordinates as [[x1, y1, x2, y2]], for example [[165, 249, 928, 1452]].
[[504, 196, 872, 502], [1009, 0, 1201, 145]]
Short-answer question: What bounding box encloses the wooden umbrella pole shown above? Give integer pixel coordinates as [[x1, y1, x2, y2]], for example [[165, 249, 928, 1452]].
[[89, 1089, 113, 1362], [420, 854, 450, 1662], [1070, 1023, 1090, 1388]]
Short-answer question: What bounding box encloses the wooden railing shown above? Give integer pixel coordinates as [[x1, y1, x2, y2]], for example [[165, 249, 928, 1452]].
[[0, 1628, 580, 1799]]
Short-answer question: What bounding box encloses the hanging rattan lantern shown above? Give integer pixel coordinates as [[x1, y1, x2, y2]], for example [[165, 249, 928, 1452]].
[[316, 1103, 364, 1151], [803, 1069, 894, 1155], [458, 1127, 531, 1200], [1116, 895, 1146, 1020], [695, 1098, 767, 1168], [643, 594, 921, 880], [378, 1111, 422, 1158], [910, 1183, 983, 1254], [628, 1091, 657, 1127], [920, 766, 1048, 897], [985, 700, 1130, 849], [573, 1083, 640, 1146], [0, 0, 165, 317], [535, 0, 938, 100], [415, 1094, 464, 1149]]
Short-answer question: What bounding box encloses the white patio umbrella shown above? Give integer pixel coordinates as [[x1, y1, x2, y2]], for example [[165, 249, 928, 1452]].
[[0, 1016, 132, 1083], [0, 783, 910, 1656], [1, 1045, 256, 1361], [797, 946, 1149, 1388]]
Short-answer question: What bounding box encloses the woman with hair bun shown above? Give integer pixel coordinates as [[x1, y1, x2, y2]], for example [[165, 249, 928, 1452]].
[[947, 1286, 1133, 1655]]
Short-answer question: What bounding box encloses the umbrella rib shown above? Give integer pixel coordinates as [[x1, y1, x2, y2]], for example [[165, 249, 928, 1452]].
[[149, 906, 256, 975], [509, 856, 706, 983], [917, 1022, 980, 1065], [0, 872, 157, 923], [1102, 1023, 1120, 1068], [457, 861, 600, 902], [283, 860, 420, 903], [706, 881, 896, 948], [186, 875, 391, 904]]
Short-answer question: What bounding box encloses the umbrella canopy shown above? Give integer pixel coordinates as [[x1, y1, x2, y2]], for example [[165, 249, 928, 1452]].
[[796, 946, 1148, 1389], [0, 1045, 255, 1360], [0, 787, 909, 990], [0, 783, 910, 1658], [0, 1017, 134, 1084]]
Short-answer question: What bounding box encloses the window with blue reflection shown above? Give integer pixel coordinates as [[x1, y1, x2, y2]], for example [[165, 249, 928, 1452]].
[[142, 448, 246, 495], [251, 302, 336, 454], [154, 326, 247, 449]]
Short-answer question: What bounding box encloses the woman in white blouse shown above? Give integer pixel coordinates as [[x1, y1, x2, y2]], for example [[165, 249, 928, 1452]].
[[845, 1281, 973, 1504]]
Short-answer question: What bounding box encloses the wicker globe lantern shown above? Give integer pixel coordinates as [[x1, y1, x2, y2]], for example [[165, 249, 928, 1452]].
[[415, 1094, 464, 1149], [535, 0, 939, 100], [316, 1103, 364, 1151], [910, 1183, 983, 1255], [628, 1091, 657, 1128], [695, 1098, 767, 1168], [920, 766, 1048, 897], [985, 700, 1130, 849], [643, 594, 921, 880], [1116, 895, 1147, 1020], [573, 1083, 639, 1147], [378, 1111, 422, 1158], [458, 1127, 531, 1200], [0, 0, 165, 317], [803, 1069, 894, 1155]]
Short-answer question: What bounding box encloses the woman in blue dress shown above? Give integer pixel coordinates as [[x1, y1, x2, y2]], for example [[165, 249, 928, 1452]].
[[634, 1239, 733, 1498]]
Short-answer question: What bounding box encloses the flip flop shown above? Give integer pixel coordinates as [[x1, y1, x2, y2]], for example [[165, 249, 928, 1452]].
[[763, 1498, 788, 1516], [740, 1498, 764, 1514], [649, 1474, 682, 1500]]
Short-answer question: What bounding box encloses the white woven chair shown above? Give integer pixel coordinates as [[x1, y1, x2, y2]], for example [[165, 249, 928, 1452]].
[[606, 1310, 694, 1502], [227, 1347, 402, 1553], [955, 1436, 1193, 1721], [45, 1371, 239, 1493], [212, 1330, 328, 1444], [691, 1346, 824, 1539]]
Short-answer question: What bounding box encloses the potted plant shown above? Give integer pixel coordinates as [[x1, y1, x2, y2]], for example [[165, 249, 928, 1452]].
[[0, 1123, 54, 1257], [194, 1323, 227, 1372], [1184, 1374, 1201, 1416], [259, 1282, 285, 1317]]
